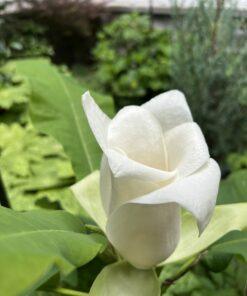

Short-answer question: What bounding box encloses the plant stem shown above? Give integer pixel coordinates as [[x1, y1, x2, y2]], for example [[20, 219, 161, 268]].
[[46, 287, 88, 296], [84, 224, 104, 235], [211, 0, 225, 53], [161, 254, 202, 293]]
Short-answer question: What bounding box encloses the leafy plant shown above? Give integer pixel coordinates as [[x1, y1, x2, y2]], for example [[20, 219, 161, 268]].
[[94, 13, 171, 109], [227, 151, 247, 172], [0, 65, 29, 124], [170, 1, 247, 162], [0, 123, 85, 215], [0, 14, 52, 61], [160, 257, 247, 296]]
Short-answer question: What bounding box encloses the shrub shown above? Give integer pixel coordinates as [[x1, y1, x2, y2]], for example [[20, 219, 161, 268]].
[[0, 15, 52, 61], [170, 1, 247, 162], [94, 13, 171, 109]]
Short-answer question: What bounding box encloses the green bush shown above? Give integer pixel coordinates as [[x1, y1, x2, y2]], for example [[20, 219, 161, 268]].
[[0, 17, 53, 61], [94, 13, 171, 109], [170, 1, 247, 162]]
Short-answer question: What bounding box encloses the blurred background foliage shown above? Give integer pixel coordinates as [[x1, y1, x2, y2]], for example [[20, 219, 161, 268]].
[[0, 0, 246, 294], [93, 13, 171, 109]]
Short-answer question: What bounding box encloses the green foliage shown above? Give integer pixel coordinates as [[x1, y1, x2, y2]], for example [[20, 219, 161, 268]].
[[227, 151, 247, 172], [210, 230, 247, 261], [160, 257, 247, 296], [0, 65, 30, 124], [0, 71, 29, 110], [89, 261, 160, 296], [0, 123, 87, 215], [171, 1, 247, 161], [218, 170, 247, 204], [0, 206, 106, 296], [202, 252, 233, 273], [94, 13, 171, 108], [11, 58, 114, 180], [0, 15, 52, 61]]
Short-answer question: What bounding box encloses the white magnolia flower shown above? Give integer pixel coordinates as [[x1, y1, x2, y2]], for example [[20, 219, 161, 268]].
[[82, 90, 221, 269]]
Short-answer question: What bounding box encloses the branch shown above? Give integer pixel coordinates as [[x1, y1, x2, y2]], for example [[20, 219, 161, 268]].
[[211, 0, 225, 53], [45, 287, 88, 296], [161, 254, 202, 293]]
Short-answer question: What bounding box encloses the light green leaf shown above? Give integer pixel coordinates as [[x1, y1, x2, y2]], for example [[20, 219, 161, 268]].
[[164, 203, 247, 264], [0, 123, 86, 216], [89, 261, 160, 296], [0, 206, 106, 296], [71, 171, 107, 231], [0, 66, 30, 110], [10, 58, 114, 180], [210, 230, 247, 261]]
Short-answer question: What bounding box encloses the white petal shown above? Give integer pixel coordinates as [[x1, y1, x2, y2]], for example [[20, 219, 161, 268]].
[[142, 90, 193, 132], [100, 155, 112, 215], [106, 149, 177, 182], [132, 158, 221, 233], [82, 91, 111, 150], [107, 105, 167, 170], [106, 202, 180, 269], [102, 151, 174, 214], [106, 159, 220, 268], [165, 122, 209, 177]]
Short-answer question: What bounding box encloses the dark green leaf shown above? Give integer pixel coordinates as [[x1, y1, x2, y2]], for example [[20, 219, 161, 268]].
[[202, 252, 233, 273], [217, 170, 247, 204], [210, 230, 247, 261]]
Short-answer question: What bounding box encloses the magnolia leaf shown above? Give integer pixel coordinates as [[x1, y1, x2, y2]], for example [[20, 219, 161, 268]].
[[10, 58, 114, 180], [0, 206, 106, 296], [71, 171, 107, 231], [89, 261, 160, 296], [202, 252, 233, 273], [210, 230, 247, 261], [164, 203, 247, 264], [217, 170, 247, 204]]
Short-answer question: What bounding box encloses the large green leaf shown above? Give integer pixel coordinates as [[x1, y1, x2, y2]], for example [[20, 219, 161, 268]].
[[89, 262, 160, 296], [0, 206, 106, 296], [10, 59, 114, 180], [210, 230, 247, 261], [164, 203, 247, 264], [217, 170, 247, 204], [71, 171, 106, 231]]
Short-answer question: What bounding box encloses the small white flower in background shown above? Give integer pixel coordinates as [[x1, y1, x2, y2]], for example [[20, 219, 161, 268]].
[[82, 90, 221, 269]]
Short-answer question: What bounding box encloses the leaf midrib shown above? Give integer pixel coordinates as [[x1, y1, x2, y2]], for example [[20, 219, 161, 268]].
[[51, 67, 94, 172], [0, 229, 82, 241]]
